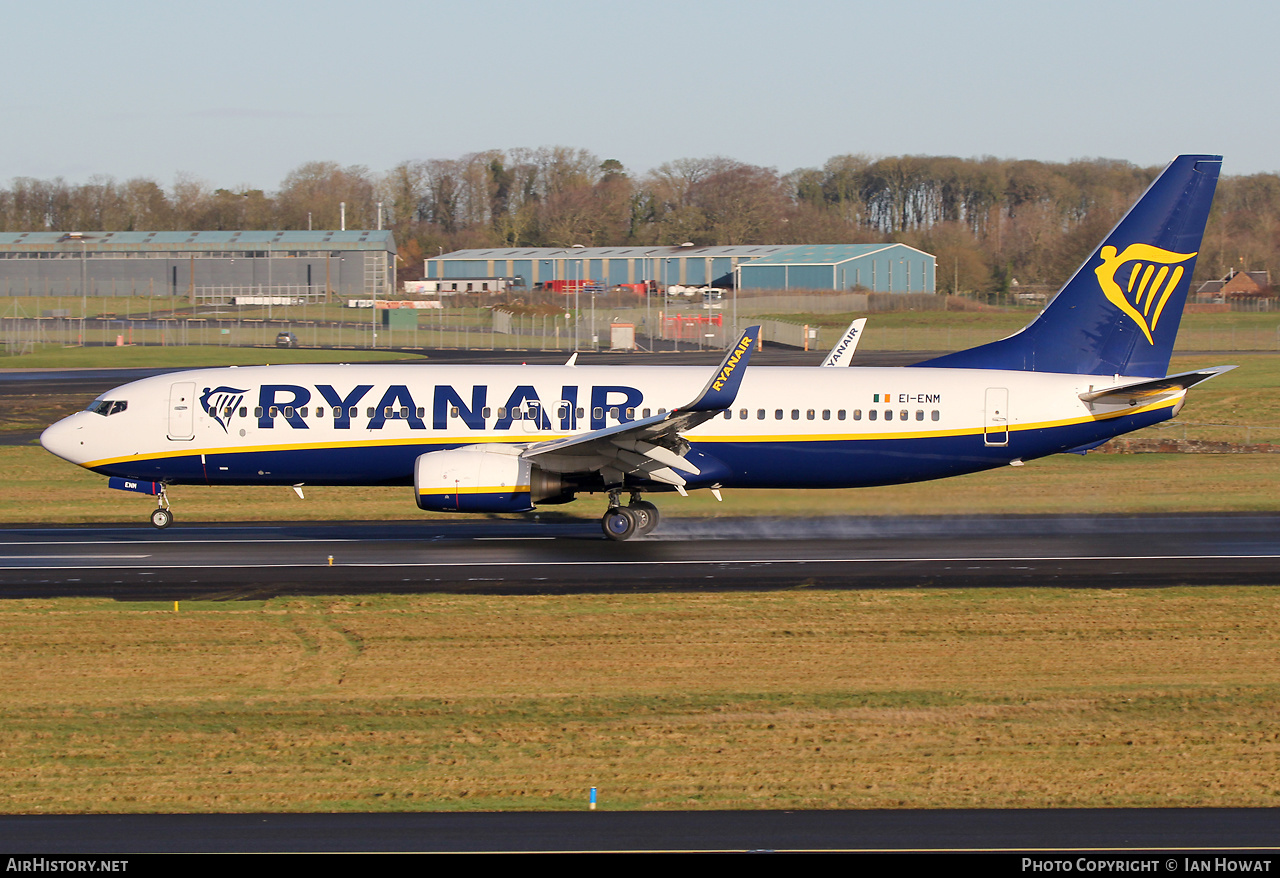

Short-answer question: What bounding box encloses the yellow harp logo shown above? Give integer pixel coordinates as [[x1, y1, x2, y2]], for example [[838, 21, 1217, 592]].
[[1094, 244, 1197, 344]]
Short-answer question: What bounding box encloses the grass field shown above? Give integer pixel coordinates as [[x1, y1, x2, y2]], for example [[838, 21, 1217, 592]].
[[3, 588, 1278, 812]]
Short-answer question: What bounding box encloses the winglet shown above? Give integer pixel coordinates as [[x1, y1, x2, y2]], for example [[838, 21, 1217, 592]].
[[682, 326, 760, 412]]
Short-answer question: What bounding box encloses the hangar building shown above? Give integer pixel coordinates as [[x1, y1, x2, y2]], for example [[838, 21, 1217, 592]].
[[0, 230, 396, 301], [426, 243, 934, 293], [736, 244, 934, 293]]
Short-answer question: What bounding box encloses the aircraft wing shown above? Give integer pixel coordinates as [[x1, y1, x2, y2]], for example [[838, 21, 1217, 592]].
[[820, 318, 867, 367], [521, 326, 760, 487], [1078, 366, 1236, 407]]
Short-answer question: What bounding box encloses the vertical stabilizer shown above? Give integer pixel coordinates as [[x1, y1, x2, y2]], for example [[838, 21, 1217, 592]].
[[916, 155, 1221, 377]]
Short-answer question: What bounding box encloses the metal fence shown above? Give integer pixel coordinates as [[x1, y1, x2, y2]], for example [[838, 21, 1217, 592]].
[[3, 293, 1280, 356]]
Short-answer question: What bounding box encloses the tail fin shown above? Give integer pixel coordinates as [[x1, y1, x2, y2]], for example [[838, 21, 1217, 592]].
[[916, 154, 1221, 377]]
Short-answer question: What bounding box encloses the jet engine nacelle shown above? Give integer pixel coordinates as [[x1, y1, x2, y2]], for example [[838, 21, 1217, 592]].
[[414, 446, 567, 513]]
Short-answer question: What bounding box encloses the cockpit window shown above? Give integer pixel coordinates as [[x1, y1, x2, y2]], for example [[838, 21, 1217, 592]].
[[87, 400, 128, 416]]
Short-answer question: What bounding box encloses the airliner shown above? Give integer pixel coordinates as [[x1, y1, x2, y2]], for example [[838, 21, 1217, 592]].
[[41, 155, 1229, 540]]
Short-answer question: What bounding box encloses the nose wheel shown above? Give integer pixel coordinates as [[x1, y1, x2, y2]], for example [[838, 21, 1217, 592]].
[[149, 486, 173, 529]]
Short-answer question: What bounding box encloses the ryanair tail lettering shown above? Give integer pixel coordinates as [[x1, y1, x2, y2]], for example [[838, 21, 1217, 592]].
[[41, 155, 1231, 540]]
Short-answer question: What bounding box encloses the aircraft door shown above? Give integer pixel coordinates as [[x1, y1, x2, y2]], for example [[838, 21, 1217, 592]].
[[521, 401, 551, 434], [984, 387, 1009, 447], [168, 381, 196, 441]]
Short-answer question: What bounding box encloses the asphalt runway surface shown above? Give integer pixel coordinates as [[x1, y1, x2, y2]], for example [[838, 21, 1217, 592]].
[[1, 513, 1277, 600], [4, 808, 1279, 853]]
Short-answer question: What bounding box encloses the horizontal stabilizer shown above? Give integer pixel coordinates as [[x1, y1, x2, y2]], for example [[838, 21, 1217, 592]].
[[1079, 366, 1235, 407]]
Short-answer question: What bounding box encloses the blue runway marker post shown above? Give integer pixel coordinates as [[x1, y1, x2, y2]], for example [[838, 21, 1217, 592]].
[[589, 787, 597, 810]]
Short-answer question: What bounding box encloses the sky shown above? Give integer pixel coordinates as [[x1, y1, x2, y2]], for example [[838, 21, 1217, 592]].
[[3, 0, 1276, 192]]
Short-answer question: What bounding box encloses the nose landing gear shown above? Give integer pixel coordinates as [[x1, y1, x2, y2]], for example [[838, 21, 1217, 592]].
[[149, 487, 173, 529], [600, 491, 659, 541]]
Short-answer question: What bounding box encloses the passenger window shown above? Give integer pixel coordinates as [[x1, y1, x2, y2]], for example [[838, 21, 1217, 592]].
[[483, 407, 492, 418], [366, 407, 375, 418], [255, 407, 263, 418], [577, 407, 585, 418], [642, 408, 651, 418], [822, 410, 831, 420], [417, 407, 424, 418], [852, 409, 861, 420], [932, 410, 940, 421], [284, 406, 294, 418], [791, 409, 800, 420], [511, 409, 523, 420], [269, 406, 279, 418], [593, 407, 603, 420], [626, 408, 635, 419], [869, 410, 877, 421], [348, 407, 357, 419], [900, 410, 908, 421], [884, 410, 893, 420], [806, 410, 815, 420], [658, 408, 667, 415], [739, 408, 747, 419], [775, 410, 783, 420], [315, 407, 325, 418], [609, 407, 620, 419], [384, 406, 393, 418], [757, 409, 765, 420], [838, 410, 846, 420], [240, 407, 248, 418], [724, 410, 731, 419], [916, 410, 924, 421], [497, 407, 507, 419], [300, 407, 308, 418]]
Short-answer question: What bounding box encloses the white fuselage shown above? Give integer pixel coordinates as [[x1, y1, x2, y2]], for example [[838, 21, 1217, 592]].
[[41, 363, 1180, 492]]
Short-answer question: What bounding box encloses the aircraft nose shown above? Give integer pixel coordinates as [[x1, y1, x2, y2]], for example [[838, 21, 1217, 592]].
[[40, 415, 88, 464]]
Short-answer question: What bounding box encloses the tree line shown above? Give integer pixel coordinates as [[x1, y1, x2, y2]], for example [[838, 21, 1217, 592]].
[[1, 148, 1274, 296]]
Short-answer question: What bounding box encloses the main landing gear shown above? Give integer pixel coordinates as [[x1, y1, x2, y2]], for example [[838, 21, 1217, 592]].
[[601, 491, 659, 541], [149, 486, 173, 529]]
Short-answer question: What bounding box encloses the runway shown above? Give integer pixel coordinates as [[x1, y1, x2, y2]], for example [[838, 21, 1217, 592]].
[[4, 808, 1279, 853], [2, 513, 1278, 599]]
